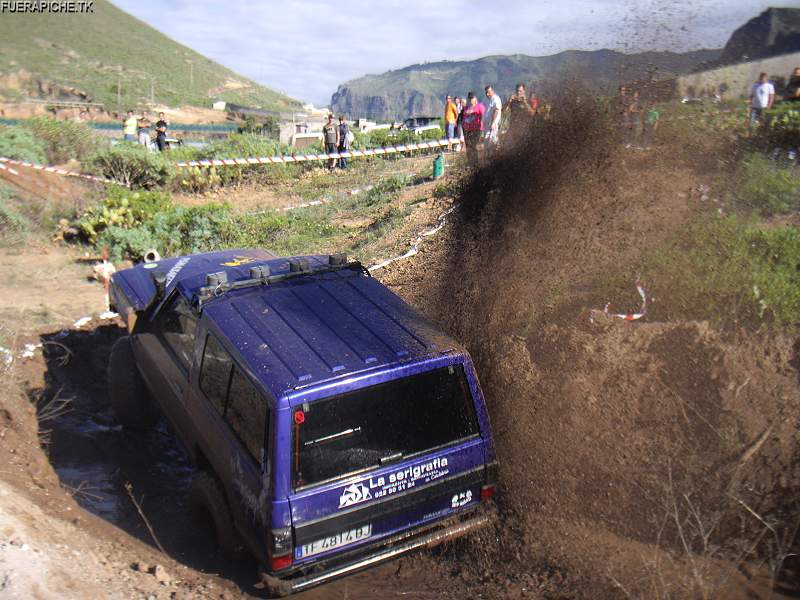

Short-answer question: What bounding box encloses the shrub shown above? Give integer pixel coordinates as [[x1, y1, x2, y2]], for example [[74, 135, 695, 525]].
[[0, 126, 47, 163], [87, 144, 175, 189], [77, 187, 173, 243], [736, 153, 800, 216], [765, 104, 800, 148], [24, 117, 101, 164]]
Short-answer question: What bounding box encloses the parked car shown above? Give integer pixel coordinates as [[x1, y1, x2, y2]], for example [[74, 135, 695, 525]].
[[399, 116, 442, 135], [108, 249, 498, 596]]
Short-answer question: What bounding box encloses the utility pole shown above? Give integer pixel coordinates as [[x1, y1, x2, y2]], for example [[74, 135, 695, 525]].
[[117, 75, 121, 109], [150, 77, 154, 104]]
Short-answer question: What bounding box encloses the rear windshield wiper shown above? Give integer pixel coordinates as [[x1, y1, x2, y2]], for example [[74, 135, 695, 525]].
[[379, 452, 403, 465], [303, 427, 362, 448]]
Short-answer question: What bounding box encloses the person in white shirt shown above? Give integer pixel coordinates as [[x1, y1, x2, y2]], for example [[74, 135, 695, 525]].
[[483, 85, 502, 150], [749, 72, 775, 131]]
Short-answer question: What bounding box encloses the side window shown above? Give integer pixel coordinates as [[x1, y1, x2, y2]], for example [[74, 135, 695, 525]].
[[154, 293, 197, 370], [200, 335, 232, 415], [227, 368, 268, 464]]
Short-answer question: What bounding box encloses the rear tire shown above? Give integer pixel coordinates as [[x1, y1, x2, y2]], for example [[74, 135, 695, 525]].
[[190, 470, 245, 558], [108, 336, 159, 429]]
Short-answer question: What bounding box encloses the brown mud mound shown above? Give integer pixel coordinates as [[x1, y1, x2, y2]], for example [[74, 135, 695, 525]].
[[379, 95, 800, 598]]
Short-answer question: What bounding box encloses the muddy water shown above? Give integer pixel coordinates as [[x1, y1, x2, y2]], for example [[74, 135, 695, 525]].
[[36, 325, 443, 599]]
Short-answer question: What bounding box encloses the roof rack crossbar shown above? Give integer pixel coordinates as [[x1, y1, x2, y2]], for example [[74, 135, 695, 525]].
[[195, 260, 367, 309]]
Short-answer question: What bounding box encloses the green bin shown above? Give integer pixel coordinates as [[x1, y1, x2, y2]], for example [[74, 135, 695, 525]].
[[433, 152, 444, 179]]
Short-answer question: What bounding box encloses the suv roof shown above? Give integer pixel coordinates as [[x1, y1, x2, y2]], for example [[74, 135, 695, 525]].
[[113, 249, 458, 403]]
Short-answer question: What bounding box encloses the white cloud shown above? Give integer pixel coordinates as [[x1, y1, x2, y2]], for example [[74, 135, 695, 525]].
[[113, 0, 774, 105]]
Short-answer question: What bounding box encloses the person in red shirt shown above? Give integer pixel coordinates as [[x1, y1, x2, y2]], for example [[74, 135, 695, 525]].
[[461, 91, 485, 167]]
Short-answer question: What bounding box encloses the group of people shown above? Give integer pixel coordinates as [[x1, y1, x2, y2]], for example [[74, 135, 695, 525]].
[[618, 87, 661, 149], [321, 113, 354, 171], [122, 110, 169, 151], [443, 83, 547, 166], [748, 67, 800, 131]]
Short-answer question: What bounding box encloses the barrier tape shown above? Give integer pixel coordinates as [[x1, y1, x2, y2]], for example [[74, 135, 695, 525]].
[[590, 279, 647, 323], [0, 157, 128, 186], [368, 205, 455, 272], [175, 138, 457, 168]]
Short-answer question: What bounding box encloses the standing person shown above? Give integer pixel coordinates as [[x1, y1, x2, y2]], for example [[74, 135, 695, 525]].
[[505, 82, 532, 141], [322, 114, 339, 172], [627, 90, 642, 148], [784, 67, 800, 102], [529, 89, 540, 115], [155, 112, 169, 152], [122, 110, 137, 142], [641, 103, 661, 149], [461, 91, 485, 167], [749, 72, 775, 131], [337, 115, 350, 169], [483, 85, 502, 151], [443, 94, 458, 146], [137, 111, 152, 149], [454, 96, 465, 141]]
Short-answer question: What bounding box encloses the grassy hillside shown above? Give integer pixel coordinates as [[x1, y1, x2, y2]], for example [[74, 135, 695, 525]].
[[0, 0, 300, 111]]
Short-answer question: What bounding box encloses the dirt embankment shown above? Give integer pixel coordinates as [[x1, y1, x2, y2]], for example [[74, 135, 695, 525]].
[[380, 96, 800, 599]]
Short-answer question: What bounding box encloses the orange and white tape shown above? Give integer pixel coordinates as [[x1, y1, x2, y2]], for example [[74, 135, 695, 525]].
[[590, 279, 647, 323], [0, 157, 128, 186], [176, 138, 456, 168]]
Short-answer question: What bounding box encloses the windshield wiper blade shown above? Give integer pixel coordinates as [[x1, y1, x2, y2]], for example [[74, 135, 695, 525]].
[[379, 452, 403, 465]]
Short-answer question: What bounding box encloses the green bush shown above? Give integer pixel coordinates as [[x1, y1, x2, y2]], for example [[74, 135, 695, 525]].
[[765, 104, 800, 148], [24, 117, 101, 164], [77, 187, 172, 243], [87, 144, 175, 189], [736, 153, 800, 216], [636, 216, 800, 326], [0, 126, 47, 163]]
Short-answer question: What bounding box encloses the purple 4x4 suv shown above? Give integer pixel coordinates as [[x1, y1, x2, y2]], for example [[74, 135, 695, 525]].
[[108, 248, 497, 595]]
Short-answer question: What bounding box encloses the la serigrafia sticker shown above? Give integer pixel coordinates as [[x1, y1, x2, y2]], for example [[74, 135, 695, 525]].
[[338, 457, 450, 509]]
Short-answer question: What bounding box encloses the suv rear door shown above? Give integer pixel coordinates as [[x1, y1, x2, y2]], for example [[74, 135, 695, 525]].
[[287, 362, 487, 564]]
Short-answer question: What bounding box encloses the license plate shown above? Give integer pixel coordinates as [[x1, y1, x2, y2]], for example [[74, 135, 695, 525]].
[[297, 524, 372, 559]]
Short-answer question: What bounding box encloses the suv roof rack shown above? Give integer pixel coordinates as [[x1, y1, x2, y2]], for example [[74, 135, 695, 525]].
[[194, 254, 368, 309]]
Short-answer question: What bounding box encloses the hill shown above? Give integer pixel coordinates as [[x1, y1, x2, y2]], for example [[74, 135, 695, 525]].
[[719, 7, 800, 65], [330, 49, 720, 120], [0, 0, 300, 112]]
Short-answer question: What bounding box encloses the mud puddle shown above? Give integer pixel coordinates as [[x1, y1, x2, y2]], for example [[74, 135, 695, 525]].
[[32, 323, 444, 599]]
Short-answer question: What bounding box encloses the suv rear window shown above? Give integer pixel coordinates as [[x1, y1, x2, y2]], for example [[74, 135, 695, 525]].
[[293, 365, 479, 489]]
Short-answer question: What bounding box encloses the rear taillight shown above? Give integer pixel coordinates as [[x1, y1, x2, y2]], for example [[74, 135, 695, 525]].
[[270, 554, 293, 571], [480, 484, 495, 502], [269, 527, 293, 571]]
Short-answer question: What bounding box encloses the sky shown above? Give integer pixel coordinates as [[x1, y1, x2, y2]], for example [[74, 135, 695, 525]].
[[114, 0, 777, 106]]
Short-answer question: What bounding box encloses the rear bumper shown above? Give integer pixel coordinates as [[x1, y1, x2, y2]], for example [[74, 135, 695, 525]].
[[261, 508, 494, 596]]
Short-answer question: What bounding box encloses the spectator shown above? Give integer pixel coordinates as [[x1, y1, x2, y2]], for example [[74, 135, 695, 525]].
[[505, 82, 532, 140], [529, 90, 540, 115], [749, 72, 775, 131], [483, 85, 502, 151], [122, 110, 137, 142], [155, 112, 169, 152], [322, 114, 339, 171], [454, 96, 465, 141], [784, 67, 800, 102], [444, 94, 458, 146], [461, 91, 485, 167], [641, 103, 661, 149], [138, 111, 152, 149], [337, 115, 351, 169], [626, 90, 642, 147]]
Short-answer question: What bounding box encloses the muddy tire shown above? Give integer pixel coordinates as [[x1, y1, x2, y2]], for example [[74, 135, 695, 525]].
[[108, 336, 159, 429], [190, 471, 245, 558]]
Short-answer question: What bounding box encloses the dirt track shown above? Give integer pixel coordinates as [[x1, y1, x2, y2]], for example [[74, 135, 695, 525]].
[[1, 102, 800, 599]]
